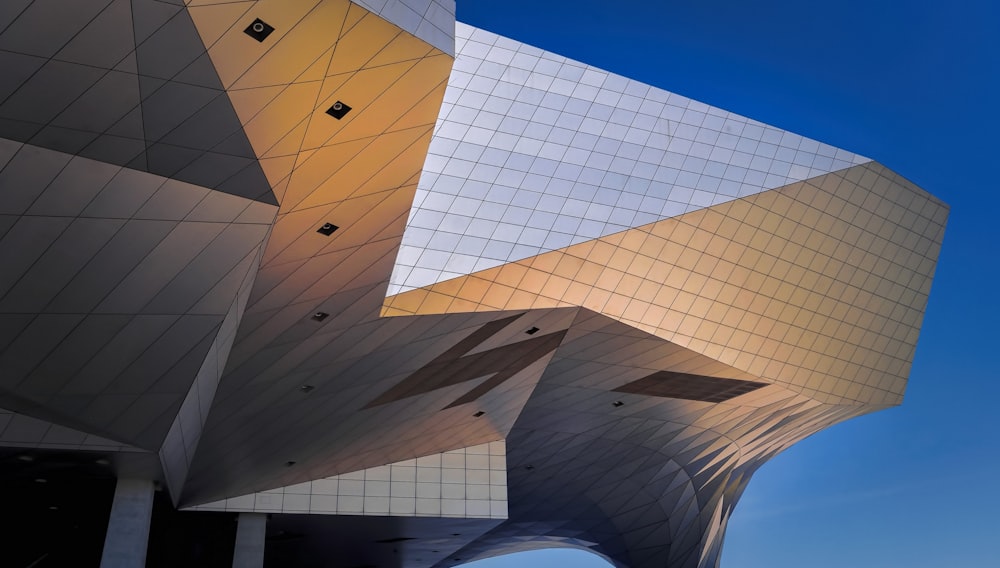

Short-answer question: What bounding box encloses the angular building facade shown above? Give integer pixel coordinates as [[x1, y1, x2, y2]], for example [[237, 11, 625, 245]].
[[0, 1, 946, 567]]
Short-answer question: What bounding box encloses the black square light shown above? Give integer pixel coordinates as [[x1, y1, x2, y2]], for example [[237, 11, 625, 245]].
[[244, 18, 275, 42], [473, 411, 485, 417], [311, 312, 329, 322], [317, 222, 338, 236], [326, 101, 352, 120], [525, 326, 540, 335]]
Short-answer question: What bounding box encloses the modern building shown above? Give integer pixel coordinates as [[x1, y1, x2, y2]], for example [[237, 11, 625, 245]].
[[0, 1, 946, 567]]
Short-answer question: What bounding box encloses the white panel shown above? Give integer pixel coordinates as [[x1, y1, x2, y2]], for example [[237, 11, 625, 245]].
[[388, 23, 870, 294]]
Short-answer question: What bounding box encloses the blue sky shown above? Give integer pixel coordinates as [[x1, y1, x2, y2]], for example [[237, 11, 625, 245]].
[[454, 1, 1000, 567]]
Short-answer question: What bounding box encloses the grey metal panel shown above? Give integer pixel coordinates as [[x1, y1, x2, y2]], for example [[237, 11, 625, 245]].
[[53, 0, 135, 68], [94, 222, 227, 314], [49, 71, 143, 139], [0, 0, 113, 58], [0, 60, 107, 128], [0, 51, 47, 103], [0, 144, 73, 215], [0, 216, 74, 297], [0, 218, 125, 313], [45, 220, 177, 313], [26, 156, 123, 216]]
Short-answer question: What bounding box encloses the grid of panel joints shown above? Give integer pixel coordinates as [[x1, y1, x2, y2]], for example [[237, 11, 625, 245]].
[[0, 408, 142, 452], [350, 0, 456, 55], [0, 0, 276, 203], [0, 141, 274, 445], [394, 163, 946, 404], [608, 165, 948, 403], [389, 23, 868, 294], [185, 442, 507, 519]]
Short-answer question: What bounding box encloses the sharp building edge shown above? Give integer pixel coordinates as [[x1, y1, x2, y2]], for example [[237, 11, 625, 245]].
[[0, 2, 946, 568]]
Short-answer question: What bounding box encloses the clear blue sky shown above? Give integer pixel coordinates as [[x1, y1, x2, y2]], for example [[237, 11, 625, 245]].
[[455, 1, 1000, 567]]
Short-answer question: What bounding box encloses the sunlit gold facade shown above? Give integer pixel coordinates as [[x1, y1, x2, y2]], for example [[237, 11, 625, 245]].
[[386, 162, 944, 406]]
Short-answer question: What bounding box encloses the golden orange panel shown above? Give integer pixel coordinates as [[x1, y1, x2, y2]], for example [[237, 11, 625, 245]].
[[195, 0, 329, 89], [457, 277, 492, 304], [519, 268, 550, 291], [494, 263, 528, 288], [233, 82, 319, 159], [423, 276, 466, 299], [560, 281, 590, 306], [279, 138, 375, 208], [571, 261, 603, 287], [303, 61, 420, 148], [233, 2, 355, 90], [482, 283, 516, 310], [306, 54, 452, 149], [602, 295, 630, 319], [419, 291, 454, 314], [528, 252, 563, 274], [652, 286, 679, 309], [324, 13, 407, 76], [383, 288, 428, 315], [621, 298, 650, 322], [293, 127, 433, 210], [539, 274, 572, 301], [509, 289, 546, 310]]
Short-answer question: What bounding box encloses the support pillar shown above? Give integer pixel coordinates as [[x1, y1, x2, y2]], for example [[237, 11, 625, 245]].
[[100, 479, 154, 568], [232, 512, 267, 568]]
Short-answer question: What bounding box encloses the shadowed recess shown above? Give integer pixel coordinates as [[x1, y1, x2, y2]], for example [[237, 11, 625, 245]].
[[614, 371, 768, 403], [365, 313, 568, 409]]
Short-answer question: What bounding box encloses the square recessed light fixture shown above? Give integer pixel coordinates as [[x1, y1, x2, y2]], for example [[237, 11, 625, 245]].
[[317, 222, 338, 236], [525, 327, 540, 335], [311, 312, 329, 322], [244, 18, 274, 42], [326, 101, 352, 120], [473, 411, 485, 417], [612, 400, 625, 407]]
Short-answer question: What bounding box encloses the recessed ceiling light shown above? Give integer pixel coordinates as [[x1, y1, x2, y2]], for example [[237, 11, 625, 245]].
[[326, 101, 352, 120], [525, 326, 540, 335], [285, 460, 297, 467], [17, 455, 33, 462], [244, 18, 275, 42], [317, 222, 339, 236], [311, 312, 329, 322], [299, 385, 315, 393], [473, 411, 485, 417], [95, 458, 110, 465], [612, 400, 624, 407], [34, 478, 46, 483], [524, 465, 534, 471], [48, 506, 58, 510]]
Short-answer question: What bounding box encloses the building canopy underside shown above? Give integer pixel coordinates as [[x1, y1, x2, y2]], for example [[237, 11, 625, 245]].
[[0, 2, 946, 567]]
